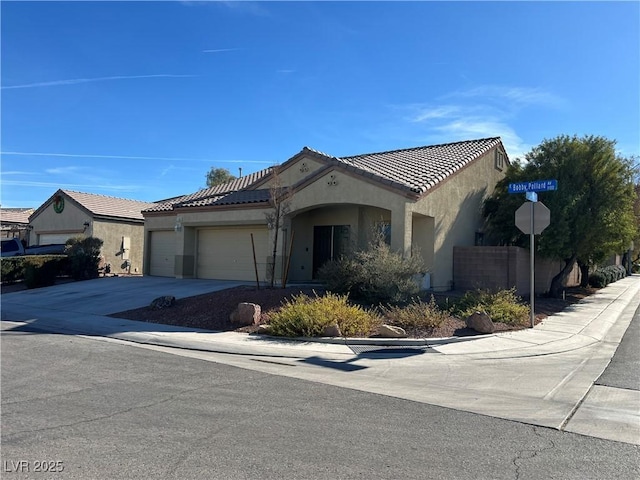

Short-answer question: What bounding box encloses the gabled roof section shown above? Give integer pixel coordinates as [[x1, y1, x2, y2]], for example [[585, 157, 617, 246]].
[[30, 190, 156, 221], [144, 138, 507, 213], [1, 208, 34, 225], [334, 137, 504, 195], [144, 167, 273, 213]]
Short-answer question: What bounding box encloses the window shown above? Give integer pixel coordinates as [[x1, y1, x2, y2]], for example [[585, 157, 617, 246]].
[[495, 150, 505, 171]]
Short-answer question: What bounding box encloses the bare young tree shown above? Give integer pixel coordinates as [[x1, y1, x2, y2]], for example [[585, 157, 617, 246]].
[[264, 168, 292, 287]]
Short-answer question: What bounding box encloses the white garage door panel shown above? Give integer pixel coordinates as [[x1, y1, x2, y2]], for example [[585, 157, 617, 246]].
[[39, 233, 74, 244], [149, 231, 175, 277], [198, 227, 268, 281]]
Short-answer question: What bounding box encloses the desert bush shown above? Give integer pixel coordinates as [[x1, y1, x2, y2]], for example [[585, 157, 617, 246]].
[[381, 296, 449, 334], [449, 288, 529, 326], [318, 237, 426, 304], [268, 292, 382, 337], [65, 236, 104, 280], [589, 265, 627, 288], [1, 255, 68, 285]]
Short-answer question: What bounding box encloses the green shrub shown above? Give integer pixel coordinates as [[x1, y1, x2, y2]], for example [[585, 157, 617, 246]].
[[24, 259, 59, 288], [268, 292, 382, 337], [1, 255, 68, 285], [589, 265, 627, 288], [381, 296, 449, 334], [65, 236, 104, 280], [318, 237, 426, 304], [449, 288, 530, 327]]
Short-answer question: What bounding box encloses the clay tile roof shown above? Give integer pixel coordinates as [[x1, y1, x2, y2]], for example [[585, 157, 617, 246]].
[[60, 190, 156, 221], [1, 208, 34, 225], [143, 167, 273, 213], [335, 137, 503, 194], [180, 189, 272, 208]]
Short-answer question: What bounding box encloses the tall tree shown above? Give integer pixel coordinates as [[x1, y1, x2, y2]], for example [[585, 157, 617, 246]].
[[483, 135, 637, 297], [205, 167, 236, 188]]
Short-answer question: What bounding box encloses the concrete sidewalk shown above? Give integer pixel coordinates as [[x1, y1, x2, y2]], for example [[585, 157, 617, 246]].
[[2, 275, 639, 444]]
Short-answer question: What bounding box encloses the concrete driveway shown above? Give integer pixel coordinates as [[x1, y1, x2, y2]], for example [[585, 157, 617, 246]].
[[0, 276, 244, 316]]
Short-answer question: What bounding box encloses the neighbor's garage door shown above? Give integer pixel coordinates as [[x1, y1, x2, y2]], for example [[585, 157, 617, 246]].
[[197, 227, 268, 281], [39, 233, 74, 244], [149, 230, 176, 277]]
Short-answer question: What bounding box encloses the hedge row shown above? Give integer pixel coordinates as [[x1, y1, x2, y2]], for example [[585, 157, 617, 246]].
[[1, 255, 70, 286], [588, 265, 627, 288]]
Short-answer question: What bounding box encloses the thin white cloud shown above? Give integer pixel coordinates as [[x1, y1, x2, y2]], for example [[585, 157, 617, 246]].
[[277, 69, 295, 74], [397, 85, 564, 160], [203, 48, 240, 53], [445, 85, 566, 109], [1, 151, 273, 164], [1, 179, 141, 191], [45, 166, 83, 175], [1, 74, 196, 90], [411, 105, 462, 122]]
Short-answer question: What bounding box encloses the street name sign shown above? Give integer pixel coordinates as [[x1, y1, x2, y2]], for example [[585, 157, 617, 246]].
[[515, 201, 550, 235], [508, 179, 558, 194]]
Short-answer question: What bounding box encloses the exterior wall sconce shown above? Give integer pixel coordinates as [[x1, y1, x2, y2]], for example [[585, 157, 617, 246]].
[[174, 217, 183, 232], [83, 221, 91, 232]]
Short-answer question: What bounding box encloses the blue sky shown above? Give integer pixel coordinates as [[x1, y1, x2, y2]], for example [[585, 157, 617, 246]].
[[2, 1, 639, 208]]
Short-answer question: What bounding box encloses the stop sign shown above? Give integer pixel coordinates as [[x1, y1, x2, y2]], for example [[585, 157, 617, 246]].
[[515, 201, 550, 235]]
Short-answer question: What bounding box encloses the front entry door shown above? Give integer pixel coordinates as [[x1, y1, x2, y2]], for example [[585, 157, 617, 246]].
[[312, 225, 350, 278]]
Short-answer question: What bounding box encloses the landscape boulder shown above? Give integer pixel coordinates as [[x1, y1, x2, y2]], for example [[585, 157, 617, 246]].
[[230, 302, 262, 326], [150, 295, 176, 309], [376, 324, 408, 338], [465, 310, 495, 334], [322, 323, 342, 337]]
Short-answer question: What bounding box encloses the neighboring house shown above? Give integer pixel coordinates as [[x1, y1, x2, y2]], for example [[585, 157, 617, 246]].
[[143, 137, 509, 290], [1, 208, 34, 242], [29, 190, 156, 275]]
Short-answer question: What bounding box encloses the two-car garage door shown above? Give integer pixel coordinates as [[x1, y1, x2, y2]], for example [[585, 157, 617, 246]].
[[197, 226, 268, 281]]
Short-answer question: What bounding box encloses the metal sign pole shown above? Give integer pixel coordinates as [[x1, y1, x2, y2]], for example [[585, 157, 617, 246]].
[[530, 201, 535, 328]]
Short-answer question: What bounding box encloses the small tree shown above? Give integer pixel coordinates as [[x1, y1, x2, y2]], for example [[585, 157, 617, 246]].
[[205, 167, 236, 188], [264, 168, 292, 287], [483, 135, 636, 297]]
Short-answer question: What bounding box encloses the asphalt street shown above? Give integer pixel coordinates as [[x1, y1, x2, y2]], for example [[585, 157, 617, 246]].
[[2, 325, 639, 480]]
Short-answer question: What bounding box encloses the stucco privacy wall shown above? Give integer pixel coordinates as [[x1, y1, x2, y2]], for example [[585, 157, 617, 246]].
[[453, 246, 581, 295], [410, 149, 506, 290]]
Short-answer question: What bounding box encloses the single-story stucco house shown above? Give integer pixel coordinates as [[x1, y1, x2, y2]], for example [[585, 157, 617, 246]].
[[142, 137, 509, 290], [1, 208, 34, 242], [29, 190, 156, 275]]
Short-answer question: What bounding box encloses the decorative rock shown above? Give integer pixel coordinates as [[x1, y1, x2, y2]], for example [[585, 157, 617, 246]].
[[322, 323, 342, 337], [257, 324, 271, 334], [465, 310, 495, 334], [230, 302, 261, 326], [376, 324, 407, 338], [150, 295, 176, 309]]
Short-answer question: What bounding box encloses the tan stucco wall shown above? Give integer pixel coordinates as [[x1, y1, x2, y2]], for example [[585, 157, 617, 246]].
[[29, 200, 87, 245], [91, 220, 145, 275], [410, 149, 506, 289], [262, 155, 326, 189]]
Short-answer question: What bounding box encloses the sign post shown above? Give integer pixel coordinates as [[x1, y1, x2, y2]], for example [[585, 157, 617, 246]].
[[510, 179, 555, 328]]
